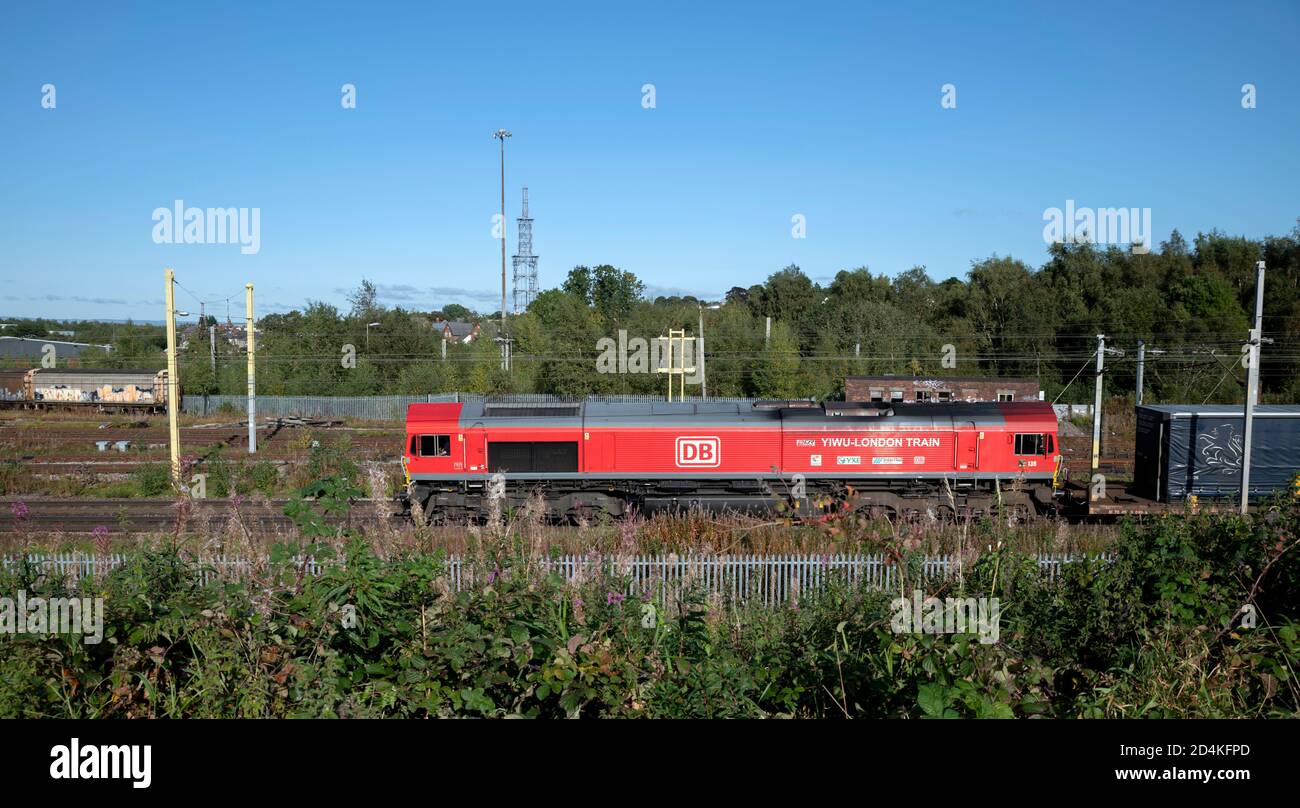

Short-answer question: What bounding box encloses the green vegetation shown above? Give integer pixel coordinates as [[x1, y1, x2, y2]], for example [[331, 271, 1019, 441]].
[[130, 463, 171, 497], [0, 444, 23, 497], [7, 224, 1300, 403], [0, 478, 1295, 718], [190, 447, 281, 498]]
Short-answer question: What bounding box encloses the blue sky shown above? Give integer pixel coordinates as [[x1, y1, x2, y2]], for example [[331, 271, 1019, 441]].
[[1, 0, 1297, 323]]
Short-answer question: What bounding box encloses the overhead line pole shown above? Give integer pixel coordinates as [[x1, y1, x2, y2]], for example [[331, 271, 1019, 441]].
[[246, 283, 257, 455], [1090, 334, 1105, 498], [1251, 260, 1266, 405], [1241, 327, 1260, 514], [1088, 334, 1124, 502], [164, 268, 181, 488], [494, 128, 512, 372], [1135, 339, 1144, 406], [1241, 261, 1267, 514]]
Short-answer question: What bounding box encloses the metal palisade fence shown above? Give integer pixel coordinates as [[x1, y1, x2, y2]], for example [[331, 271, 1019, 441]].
[[3, 552, 1104, 608], [183, 394, 435, 421], [181, 393, 774, 420]]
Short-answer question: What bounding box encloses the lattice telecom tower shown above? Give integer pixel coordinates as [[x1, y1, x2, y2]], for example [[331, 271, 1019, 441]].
[[512, 187, 539, 313]]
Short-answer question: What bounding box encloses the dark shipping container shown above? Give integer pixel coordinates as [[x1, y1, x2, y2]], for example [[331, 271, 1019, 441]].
[[0, 369, 26, 401], [1134, 404, 1300, 502]]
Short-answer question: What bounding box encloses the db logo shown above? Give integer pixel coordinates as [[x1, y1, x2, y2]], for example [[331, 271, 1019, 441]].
[[675, 436, 720, 467]]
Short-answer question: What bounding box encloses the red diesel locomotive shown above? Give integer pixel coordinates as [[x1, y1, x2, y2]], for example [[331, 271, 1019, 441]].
[[403, 399, 1062, 521]]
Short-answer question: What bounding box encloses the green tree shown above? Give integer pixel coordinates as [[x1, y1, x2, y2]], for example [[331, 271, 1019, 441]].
[[967, 256, 1056, 377], [757, 265, 821, 345], [752, 322, 805, 399], [346, 279, 381, 322], [438, 303, 472, 322], [590, 265, 645, 329], [561, 266, 593, 304]]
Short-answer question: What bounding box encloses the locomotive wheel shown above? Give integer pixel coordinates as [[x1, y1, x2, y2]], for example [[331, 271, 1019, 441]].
[[563, 503, 607, 526], [868, 505, 898, 521], [932, 504, 958, 523]]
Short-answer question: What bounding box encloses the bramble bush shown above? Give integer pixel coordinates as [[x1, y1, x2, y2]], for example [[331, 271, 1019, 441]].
[[0, 480, 1295, 718]]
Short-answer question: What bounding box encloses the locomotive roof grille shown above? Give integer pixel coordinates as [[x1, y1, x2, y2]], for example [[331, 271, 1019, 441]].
[[482, 404, 581, 418], [752, 399, 818, 410], [824, 402, 895, 417]]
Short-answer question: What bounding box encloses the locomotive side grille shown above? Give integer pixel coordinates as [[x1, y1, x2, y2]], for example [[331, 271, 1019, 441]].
[[488, 441, 580, 472]]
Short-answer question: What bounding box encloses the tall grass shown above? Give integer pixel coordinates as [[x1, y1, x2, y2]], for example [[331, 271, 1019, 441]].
[[0, 482, 1295, 718], [6, 499, 1120, 558]]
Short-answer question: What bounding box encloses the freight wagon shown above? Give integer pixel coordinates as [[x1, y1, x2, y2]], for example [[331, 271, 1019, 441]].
[[403, 399, 1062, 521], [19, 368, 172, 413], [0, 369, 26, 402], [1133, 404, 1300, 502]]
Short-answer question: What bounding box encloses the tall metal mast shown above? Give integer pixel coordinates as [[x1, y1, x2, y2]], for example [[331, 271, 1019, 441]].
[[512, 187, 539, 313]]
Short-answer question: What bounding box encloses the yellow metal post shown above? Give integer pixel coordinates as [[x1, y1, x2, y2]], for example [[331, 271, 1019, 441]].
[[656, 329, 695, 401], [246, 283, 256, 454], [164, 268, 181, 488], [1089, 334, 1104, 502], [679, 330, 694, 401], [671, 333, 678, 401]]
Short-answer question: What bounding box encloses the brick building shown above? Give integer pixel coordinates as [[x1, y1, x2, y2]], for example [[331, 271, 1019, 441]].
[[845, 375, 1041, 404]]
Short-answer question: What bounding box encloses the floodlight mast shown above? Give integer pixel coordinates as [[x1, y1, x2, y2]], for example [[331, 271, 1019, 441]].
[[493, 129, 512, 371]]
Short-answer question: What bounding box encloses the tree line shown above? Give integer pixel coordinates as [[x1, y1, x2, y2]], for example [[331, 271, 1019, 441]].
[[8, 223, 1299, 404]]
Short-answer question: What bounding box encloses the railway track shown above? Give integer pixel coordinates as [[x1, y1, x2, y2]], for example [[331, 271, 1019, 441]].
[[0, 497, 406, 534]]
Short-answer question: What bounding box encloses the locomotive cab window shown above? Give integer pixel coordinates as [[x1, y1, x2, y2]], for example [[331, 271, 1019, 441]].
[[417, 434, 452, 457], [1014, 433, 1046, 455]]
